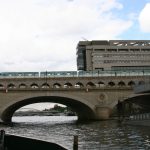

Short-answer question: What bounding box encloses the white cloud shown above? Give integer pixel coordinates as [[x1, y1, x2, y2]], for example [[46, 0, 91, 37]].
[[139, 3, 150, 32], [0, 0, 132, 72]]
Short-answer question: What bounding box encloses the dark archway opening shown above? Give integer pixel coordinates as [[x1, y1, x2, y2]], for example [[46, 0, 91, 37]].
[[111, 94, 150, 118], [123, 94, 150, 115], [1, 96, 95, 123]]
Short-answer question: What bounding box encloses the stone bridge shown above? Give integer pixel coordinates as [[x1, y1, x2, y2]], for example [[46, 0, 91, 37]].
[[0, 75, 149, 123]]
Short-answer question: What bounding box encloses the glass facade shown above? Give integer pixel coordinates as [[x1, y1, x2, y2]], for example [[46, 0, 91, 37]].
[[76, 46, 86, 70]]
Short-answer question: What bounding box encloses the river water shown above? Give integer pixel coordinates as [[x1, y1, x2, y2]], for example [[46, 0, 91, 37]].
[[0, 116, 150, 150]]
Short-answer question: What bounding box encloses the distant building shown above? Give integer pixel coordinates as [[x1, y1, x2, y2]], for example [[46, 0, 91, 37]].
[[76, 40, 150, 71]]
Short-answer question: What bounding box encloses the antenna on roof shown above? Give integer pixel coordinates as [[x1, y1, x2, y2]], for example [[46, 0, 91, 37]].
[[81, 37, 88, 41]]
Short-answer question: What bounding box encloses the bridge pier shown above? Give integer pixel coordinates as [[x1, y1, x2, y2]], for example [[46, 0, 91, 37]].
[[95, 107, 112, 120]]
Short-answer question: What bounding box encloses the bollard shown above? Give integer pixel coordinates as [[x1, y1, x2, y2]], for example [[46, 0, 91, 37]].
[[73, 135, 78, 150], [0, 130, 5, 150]]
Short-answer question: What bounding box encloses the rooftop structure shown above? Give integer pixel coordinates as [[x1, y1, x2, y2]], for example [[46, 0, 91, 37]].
[[76, 40, 150, 71]]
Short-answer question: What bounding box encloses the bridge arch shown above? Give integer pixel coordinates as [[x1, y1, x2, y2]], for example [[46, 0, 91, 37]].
[[118, 81, 126, 87], [75, 82, 84, 88], [8, 83, 16, 89], [30, 83, 39, 88], [128, 81, 135, 87], [108, 81, 115, 87], [41, 83, 50, 88], [0, 84, 4, 89], [19, 83, 27, 88], [122, 93, 150, 114], [64, 82, 73, 88], [53, 83, 61, 88], [86, 82, 95, 88], [1, 95, 96, 123], [98, 81, 105, 87]]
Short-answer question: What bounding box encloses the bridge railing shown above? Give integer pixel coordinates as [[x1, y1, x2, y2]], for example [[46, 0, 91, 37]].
[[129, 113, 150, 120], [78, 70, 150, 77], [0, 70, 150, 78], [0, 86, 133, 92]]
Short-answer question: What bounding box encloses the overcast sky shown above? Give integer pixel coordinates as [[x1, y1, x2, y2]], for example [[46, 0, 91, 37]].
[[1, 0, 150, 110], [0, 0, 150, 72]]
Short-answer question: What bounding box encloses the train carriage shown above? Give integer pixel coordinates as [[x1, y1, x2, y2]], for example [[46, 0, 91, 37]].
[[40, 71, 77, 77], [0, 72, 39, 78]]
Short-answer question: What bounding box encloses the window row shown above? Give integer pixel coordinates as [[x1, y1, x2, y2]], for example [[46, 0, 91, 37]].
[[93, 54, 150, 58], [94, 49, 150, 52], [102, 60, 150, 64]]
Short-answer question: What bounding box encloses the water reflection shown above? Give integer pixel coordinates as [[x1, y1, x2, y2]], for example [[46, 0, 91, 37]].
[[1, 116, 150, 150]]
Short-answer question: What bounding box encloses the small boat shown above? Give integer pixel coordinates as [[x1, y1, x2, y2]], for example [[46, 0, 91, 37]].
[[0, 130, 67, 150]]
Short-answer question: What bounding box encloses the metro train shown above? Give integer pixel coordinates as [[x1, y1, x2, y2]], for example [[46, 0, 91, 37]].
[[0, 70, 149, 78], [0, 70, 110, 78], [0, 71, 79, 78]]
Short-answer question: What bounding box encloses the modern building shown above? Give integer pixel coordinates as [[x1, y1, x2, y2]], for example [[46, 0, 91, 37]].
[[76, 40, 150, 71]]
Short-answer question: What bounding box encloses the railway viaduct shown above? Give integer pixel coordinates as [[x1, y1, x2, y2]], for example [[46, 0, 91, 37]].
[[0, 75, 149, 123]]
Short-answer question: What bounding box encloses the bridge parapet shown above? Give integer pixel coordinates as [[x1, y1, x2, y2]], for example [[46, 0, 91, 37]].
[[0, 75, 149, 90], [0, 86, 133, 92]]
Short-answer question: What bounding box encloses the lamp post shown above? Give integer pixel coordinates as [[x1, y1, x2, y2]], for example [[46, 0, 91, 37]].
[[45, 71, 47, 88]]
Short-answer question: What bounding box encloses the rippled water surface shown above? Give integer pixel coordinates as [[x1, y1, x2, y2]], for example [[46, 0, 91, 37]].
[[1, 116, 150, 150]]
